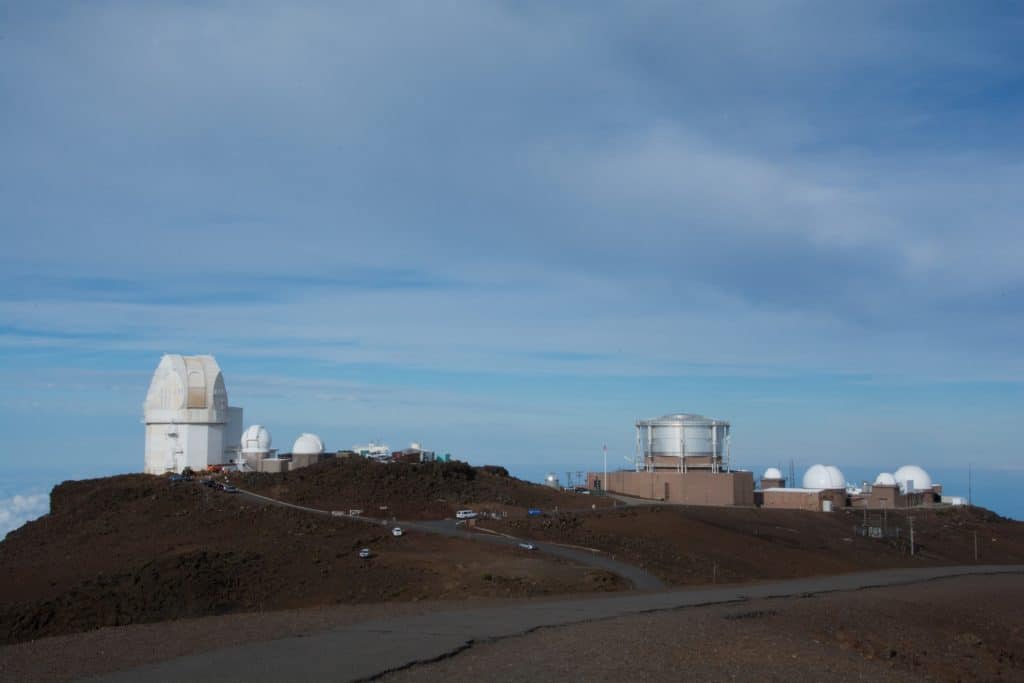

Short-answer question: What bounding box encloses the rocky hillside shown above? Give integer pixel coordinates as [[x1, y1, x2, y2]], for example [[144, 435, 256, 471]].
[[237, 458, 612, 519], [0, 473, 618, 645]]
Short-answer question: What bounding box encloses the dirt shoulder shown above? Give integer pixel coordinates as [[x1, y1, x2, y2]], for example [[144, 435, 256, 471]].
[[384, 573, 1024, 682]]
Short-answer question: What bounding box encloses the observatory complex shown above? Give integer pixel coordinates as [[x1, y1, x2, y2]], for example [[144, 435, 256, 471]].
[[143, 354, 327, 475], [143, 354, 442, 476], [588, 412, 958, 512]]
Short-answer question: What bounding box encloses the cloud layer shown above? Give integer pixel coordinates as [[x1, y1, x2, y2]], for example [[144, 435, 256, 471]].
[[0, 493, 49, 539]]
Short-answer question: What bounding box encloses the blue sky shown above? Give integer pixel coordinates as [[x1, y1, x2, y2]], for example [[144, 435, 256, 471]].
[[2, 2, 1022, 530]]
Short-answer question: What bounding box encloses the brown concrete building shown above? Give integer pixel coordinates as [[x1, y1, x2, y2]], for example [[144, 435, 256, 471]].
[[763, 488, 824, 512], [763, 487, 848, 512], [588, 470, 754, 506]]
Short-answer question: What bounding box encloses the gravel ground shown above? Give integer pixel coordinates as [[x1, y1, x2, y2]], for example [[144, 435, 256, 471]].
[[0, 594, 622, 683], [384, 574, 1024, 682]]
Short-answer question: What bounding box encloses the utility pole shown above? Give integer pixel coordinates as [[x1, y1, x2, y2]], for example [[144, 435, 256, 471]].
[[602, 444, 608, 495], [974, 531, 979, 562], [968, 463, 973, 507], [909, 516, 915, 557]]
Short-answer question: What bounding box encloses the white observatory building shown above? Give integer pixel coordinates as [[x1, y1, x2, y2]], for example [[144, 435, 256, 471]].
[[143, 354, 243, 474]]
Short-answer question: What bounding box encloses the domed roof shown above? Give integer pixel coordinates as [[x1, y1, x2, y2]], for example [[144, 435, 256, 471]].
[[874, 472, 897, 486], [763, 467, 783, 480], [143, 354, 229, 423], [802, 464, 846, 490], [894, 465, 933, 492], [241, 424, 271, 453], [825, 466, 846, 488], [292, 433, 325, 456]]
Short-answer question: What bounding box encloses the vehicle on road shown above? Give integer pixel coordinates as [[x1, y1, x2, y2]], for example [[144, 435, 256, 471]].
[[169, 474, 187, 482], [201, 478, 217, 487], [392, 527, 403, 537], [358, 548, 371, 559], [455, 509, 477, 520], [527, 508, 542, 516], [518, 542, 536, 551], [221, 484, 238, 493]]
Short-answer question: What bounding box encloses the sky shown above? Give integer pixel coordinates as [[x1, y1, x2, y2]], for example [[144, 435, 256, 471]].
[[1, 1, 1022, 532]]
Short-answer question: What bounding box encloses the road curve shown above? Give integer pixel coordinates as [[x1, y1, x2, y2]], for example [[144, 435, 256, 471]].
[[235, 488, 666, 591], [82, 564, 1024, 683]]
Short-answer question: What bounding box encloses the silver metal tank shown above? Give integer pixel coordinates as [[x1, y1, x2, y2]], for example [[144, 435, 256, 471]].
[[635, 413, 730, 470]]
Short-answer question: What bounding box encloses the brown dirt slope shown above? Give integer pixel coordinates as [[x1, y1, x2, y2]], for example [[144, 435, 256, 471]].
[[490, 504, 1024, 585], [238, 458, 611, 519], [0, 474, 621, 646]]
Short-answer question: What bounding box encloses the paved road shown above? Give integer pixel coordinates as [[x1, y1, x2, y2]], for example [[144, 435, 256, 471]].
[[82, 564, 1024, 683], [236, 488, 666, 591]]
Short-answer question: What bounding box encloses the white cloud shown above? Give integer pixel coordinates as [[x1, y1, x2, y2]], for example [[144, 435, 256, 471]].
[[0, 493, 49, 539]]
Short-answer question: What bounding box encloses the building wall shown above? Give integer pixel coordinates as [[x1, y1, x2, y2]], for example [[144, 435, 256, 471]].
[[144, 422, 225, 474], [290, 452, 322, 470], [855, 484, 903, 509], [258, 458, 289, 474], [763, 489, 824, 512], [588, 470, 754, 506]]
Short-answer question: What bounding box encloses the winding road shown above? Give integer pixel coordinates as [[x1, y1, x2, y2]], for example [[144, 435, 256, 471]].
[[234, 488, 666, 591]]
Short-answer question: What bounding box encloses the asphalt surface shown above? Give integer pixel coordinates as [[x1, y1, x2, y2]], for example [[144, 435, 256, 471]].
[[236, 488, 666, 591], [81, 564, 1024, 683]]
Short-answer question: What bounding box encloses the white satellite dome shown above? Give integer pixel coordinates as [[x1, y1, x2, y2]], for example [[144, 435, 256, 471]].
[[763, 467, 783, 480], [292, 433, 325, 456], [894, 465, 933, 492], [802, 464, 846, 490], [874, 472, 897, 486], [241, 424, 272, 454]]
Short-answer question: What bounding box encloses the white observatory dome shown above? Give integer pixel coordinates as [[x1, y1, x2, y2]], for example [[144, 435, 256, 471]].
[[874, 472, 897, 486], [763, 467, 783, 480], [802, 464, 846, 490], [825, 466, 847, 488], [292, 433, 325, 456], [894, 465, 933, 492], [241, 425, 272, 454]]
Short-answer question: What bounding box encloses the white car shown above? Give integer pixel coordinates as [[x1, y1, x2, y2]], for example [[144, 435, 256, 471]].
[[358, 548, 371, 559], [518, 542, 536, 551], [455, 509, 477, 520], [392, 527, 403, 537]]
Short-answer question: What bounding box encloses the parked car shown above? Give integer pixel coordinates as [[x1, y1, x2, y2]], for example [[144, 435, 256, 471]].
[[518, 542, 536, 551], [455, 509, 477, 520], [391, 527, 403, 537], [169, 474, 186, 483], [221, 484, 238, 493], [358, 548, 371, 559], [201, 478, 217, 488]]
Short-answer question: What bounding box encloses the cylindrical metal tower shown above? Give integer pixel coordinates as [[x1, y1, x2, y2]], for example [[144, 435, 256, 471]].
[[635, 413, 730, 473]]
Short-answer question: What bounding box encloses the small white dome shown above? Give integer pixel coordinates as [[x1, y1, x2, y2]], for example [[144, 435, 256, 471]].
[[763, 467, 783, 480], [411, 441, 422, 450], [894, 465, 933, 492], [241, 424, 272, 453], [292, 433, 325, 456], [802, 464, 846, 490], [874, 472, 897, 486]]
